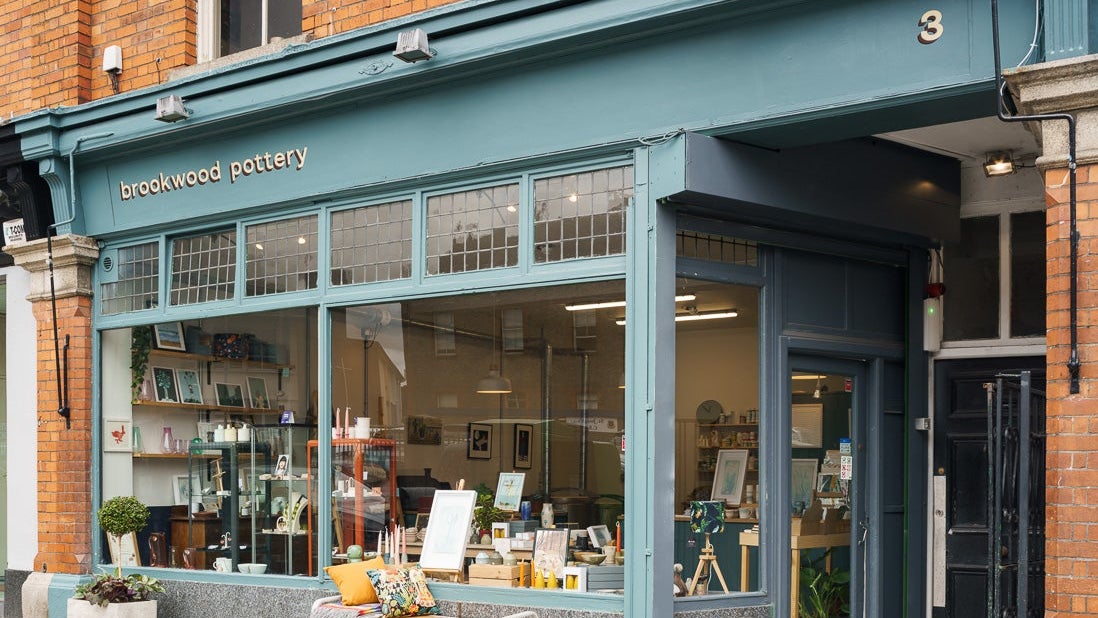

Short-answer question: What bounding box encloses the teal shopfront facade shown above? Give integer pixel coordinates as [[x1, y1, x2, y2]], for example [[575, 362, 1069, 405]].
[[10, 1, 1040, 617]]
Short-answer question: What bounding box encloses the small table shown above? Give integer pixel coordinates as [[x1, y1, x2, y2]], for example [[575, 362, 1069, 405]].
[[738, 530, 850, 618]]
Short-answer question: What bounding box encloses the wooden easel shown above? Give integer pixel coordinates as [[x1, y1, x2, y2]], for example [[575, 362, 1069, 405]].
[[421, 569, 463, 583], [688, 532, 729, 595]]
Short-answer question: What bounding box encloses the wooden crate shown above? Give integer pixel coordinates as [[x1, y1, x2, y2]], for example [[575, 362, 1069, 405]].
[[467, 564, 529, 588]]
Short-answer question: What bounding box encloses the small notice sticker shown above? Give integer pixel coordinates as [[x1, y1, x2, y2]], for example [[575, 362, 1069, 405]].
[[840, 455, 854, 480]]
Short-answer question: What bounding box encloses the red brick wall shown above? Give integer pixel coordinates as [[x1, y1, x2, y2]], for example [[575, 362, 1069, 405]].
[[303, 0, 462, 38], [0, 0, 462, 119], [1044, 162, 1098, 615], [33, 296, 94, 575]]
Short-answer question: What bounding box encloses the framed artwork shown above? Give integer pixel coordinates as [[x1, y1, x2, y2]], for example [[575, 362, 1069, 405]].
[[152, 366, 180, 403], [173, 473, 202, 505], [176, 368, 203, 405], [106, 531, 140, 567], [467, 422, 492, 459], [710, 449, 749, 504], [408, 415, 442, 445], [494, 472, 525, 511], [153, 322, 186, 351], [792, 403, 824, 448], [791, 458, 820, 509], [247, 376, 271, 409], [419, 490, 477, 571], [103, 418, 133, 452], [586, 524, 611, 548], [533, 527, 570, 578], [214, 382, 245, 407], [513, 423, 533, 469]]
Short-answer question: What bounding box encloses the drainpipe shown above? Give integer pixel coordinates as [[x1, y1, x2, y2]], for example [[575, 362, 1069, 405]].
[[47, 132, 114, 428], [991, 1, 1079, 393]]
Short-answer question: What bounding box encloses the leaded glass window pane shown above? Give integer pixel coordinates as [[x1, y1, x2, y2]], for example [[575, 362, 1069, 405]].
[[245, 215, 318, 296], [426, 184, 519, 275], [534, 165, 632, 263], [170, 230, 236, 305], [101, 242, 159, 315], [330, 200, 412, 285]]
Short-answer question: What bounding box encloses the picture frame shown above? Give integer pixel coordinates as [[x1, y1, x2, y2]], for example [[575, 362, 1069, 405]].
[[247, 376, 271, 409], [176, 368, 203, 405], [467, 422, 492, 459], [408, 415, 443, 445], [494, 472, 526, 511], [533, 527, 570, 578], [710, 449, 749, 504], [153, 322, 186, 352], [413, 513, 430, 530], [791, 458, 820, 509], [152, 366, 180, 403], [513, 423, 533, 469], [792, 403, 824, 448], [173, 473, 202, 506], [586, 524, 612, 549], [103, 418, 133, 452], [214, 382, 245, 407], [419, 490, 478, 571], [106, 531, 140, 567], [273, 454, 290, 478]]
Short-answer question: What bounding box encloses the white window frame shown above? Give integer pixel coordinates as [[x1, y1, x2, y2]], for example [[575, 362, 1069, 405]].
[[938, 198, 1046, 357]]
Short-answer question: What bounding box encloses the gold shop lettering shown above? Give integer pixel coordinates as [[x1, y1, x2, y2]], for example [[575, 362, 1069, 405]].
[[118, 147, 308, 201]]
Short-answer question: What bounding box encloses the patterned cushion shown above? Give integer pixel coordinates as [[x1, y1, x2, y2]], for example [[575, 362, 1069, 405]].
[[365, 567, 441, 618]]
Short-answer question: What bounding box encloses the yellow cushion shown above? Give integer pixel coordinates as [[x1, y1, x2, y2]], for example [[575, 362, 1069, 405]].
[[325, 556, 386, 605]]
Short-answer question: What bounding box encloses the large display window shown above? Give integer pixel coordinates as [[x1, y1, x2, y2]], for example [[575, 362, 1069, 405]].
[[327, 280, 626, 591]]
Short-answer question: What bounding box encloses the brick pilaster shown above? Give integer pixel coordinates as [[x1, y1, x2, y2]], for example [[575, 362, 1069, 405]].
[[6, 235, 99, 575], [1008, 54, 1098, 616]]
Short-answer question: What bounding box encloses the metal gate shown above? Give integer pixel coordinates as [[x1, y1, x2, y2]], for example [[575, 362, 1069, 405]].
[[987, 371, 1046, 618]]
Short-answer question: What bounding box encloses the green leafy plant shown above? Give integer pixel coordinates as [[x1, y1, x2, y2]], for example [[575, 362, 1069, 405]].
[[130, 326, 152, 401], [74, 572, 164, 607], [472, 490, 508, 532], [798, 552, 850, 618], [76, 496, 162, 606]]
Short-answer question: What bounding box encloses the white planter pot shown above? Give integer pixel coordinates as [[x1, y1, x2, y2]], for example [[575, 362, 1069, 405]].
[[67, 598, 157, 618]]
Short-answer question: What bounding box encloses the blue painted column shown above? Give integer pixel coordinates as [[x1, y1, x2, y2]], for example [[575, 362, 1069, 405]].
[[622, 147, 675, 616]]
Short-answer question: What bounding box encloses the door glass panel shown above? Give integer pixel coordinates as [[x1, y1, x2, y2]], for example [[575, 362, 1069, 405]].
[[789, 371, 853, 615], [944, 216, 999, 340], [673, 279, 760, 595]]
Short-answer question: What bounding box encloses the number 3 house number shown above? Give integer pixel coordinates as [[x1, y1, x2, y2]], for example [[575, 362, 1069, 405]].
[[918, 9, 943, 44]]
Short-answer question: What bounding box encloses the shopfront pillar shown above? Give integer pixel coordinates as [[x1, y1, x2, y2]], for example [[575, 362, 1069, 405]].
[[1007, 54, 1098, 615], [6, 234, 99, 575]]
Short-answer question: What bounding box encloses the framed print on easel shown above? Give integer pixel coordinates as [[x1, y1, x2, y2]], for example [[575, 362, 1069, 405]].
[[420, 490, 477, 571]]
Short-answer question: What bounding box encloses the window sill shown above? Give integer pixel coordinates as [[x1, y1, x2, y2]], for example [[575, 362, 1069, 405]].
[[168, 34, 313, 82]]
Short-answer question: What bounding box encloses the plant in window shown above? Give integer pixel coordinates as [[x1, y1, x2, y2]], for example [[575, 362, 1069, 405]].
[[798, 551, 850, 618], [72, 496, 163, 613], [130, 326, 152, 401], [471, 485, 508, 535]]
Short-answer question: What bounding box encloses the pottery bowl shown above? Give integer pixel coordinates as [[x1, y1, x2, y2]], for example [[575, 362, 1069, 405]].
[[238, 563, 267, 574], [575, 552, 607, 565]]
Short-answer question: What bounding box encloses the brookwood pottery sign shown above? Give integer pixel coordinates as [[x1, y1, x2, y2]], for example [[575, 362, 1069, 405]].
[[118, 146, 309, 202]]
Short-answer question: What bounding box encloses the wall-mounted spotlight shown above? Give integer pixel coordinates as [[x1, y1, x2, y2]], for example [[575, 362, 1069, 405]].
[[983, 150, 1016, 177], [103, 45, 123, 94], [393, 28, 434, 63], [155, 95, 190, 123]]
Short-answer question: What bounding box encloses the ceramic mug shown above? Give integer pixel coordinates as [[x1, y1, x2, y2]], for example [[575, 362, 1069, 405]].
[[213, 557, 232, 572]]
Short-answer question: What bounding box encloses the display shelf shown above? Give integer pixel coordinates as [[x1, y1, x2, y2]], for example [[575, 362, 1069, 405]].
[[132, 399, 282, 415], [133, 452, 217, 459], [147, 348, 294, 372], [700, 423, 760, 428]]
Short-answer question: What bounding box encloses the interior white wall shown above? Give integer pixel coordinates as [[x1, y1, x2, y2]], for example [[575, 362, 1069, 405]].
[[5, 267, 36, 571]]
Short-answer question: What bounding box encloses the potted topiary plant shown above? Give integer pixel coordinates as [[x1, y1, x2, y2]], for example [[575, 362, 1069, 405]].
[[69, 496, 164, 617]]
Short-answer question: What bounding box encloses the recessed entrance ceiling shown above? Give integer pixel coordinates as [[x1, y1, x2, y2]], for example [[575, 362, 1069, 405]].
[[877, 116, 1040, 164]]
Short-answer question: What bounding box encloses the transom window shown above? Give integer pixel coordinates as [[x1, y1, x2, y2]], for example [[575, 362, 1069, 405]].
[[426, 183, 520, 276], [330, 200, 413, 286], [534, 165, 632, 263], [245, 215, 318, 296], [101, 242, 159, 315], [170, 229, 236, 306]]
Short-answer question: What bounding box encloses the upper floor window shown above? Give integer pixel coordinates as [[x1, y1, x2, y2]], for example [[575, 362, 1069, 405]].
[[198, 0, 302, 63]]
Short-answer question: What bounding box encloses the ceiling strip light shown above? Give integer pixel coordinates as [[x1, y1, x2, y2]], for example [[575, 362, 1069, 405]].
[[615, 309, 738, 325], [566, 294, 696, 311]]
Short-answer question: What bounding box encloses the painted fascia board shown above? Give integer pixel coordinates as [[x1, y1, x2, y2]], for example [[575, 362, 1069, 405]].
[[15, 0, 798, 159]]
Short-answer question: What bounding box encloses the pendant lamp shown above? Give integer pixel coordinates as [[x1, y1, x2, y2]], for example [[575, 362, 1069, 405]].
[[476, 308, 512, 394]]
